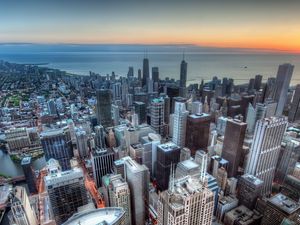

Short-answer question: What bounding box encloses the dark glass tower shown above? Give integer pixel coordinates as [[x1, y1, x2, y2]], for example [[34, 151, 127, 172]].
[[96, 89, 112, 128], [142, 58, 149, 87], [156, 142, 180, 191], [41, 128, 74, 171], [221, 117, 247, 177], [179, 58, 187, 97], [185, 113, 210, 156], [21, 156, 37, 194]]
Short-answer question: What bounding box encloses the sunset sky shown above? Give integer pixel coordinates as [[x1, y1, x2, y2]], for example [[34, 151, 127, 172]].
[[1, 0, 300, 52]]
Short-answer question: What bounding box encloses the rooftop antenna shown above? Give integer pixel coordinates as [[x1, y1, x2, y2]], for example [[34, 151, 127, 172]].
[[182, 51, 185, 61]]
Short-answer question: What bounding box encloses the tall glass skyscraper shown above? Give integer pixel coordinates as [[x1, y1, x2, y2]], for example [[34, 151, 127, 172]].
[[96, 89, 113, 128], [41, 127, 74, 171]]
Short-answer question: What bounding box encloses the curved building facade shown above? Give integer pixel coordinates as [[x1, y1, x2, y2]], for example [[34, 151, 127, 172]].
[[62, 207, 126, 225]]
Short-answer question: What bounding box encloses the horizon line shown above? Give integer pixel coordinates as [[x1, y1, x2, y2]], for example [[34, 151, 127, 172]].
[[0, 42, 299, 54]]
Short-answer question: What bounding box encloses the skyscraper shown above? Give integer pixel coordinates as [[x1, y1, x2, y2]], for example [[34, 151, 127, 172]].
[[45, 160, 88, 225], [288, 84, 300, 122], [91, 148, 115, 187], [134, 101, 146, 124], [245, 117, 288, 196], [75, 128, 89, 159], [142, 57, 149, 87], [274, 63, 294, 116], [172, 102, 188, 147], [185, 113, 211, 155], [125, 158, 149, 225], [261, 193, 300, 225], [150, 98, 165, 136], [151, 67, 159, 83], [156, 142, 181, 191], [221, 117, 247, 177], [237, 174, 263, 210], [254, 74, 263, 91], [179, 57, 187, 97], [96, 89, 112, 127], [21, 157, 37, 194], [157, 175, 214, 225], [41, 127, 74, 171], [275, 135, 300, 184], [103, 174, 131, 225], [94, 125, 106, 148], [8, 186, 39, 225]]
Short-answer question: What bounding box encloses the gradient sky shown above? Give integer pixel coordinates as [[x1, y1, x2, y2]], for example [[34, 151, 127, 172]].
[[1, 0, 300, 52]]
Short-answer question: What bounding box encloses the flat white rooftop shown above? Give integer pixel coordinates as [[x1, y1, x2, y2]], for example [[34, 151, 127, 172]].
[[62, 208, 125, 225]]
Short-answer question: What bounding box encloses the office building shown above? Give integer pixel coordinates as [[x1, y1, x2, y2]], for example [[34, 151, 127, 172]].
[[45, 160, 88, 225], [274, 64, 294, 116], [180, 147, 191, 161], [221, 117, 247, 177], [237, 174, 263, 210], [134, 101, 146, 124], [47, 99, 57, 115], [125, 158, 149, 225], [152, 67, 159, 83], [246, 103, 266, 134], [157, 175, 214, 225], [224, 205, 262, 225], [91, 148, 115, 187], [5, 127, 31, 152], [245, 117, 288, 196], [62, 208, 126, 225], [8, 186, 38, 225], [21, 157, 37, 194], [185, 113, 210, 155], [172, 102, 188, 147], [96, 89, 112, 127], [216, 195, 239, 222], [288, 84, 300, 122], [75, 128, 89, 158], [261, 193, 300, 225], [41, 127, 74, 171], [281, 175, 300, 202], [217, 167, 228, 192], [150, 98, 165, 136], [254, 74, 262, 91], [142, 58, 149, 87], [156, 142, 181, 191], [276, 135, 300, 184], [102, 174, 131, 225], [175, 159, 200, 178], [179, 58, 187, 97], [112, 82, 122, 101], [94, 125, 106, 148]]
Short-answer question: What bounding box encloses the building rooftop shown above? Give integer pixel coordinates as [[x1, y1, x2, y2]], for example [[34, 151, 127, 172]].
[[189, 113, 210, 119], [179, 160, 199, 170], [158, 142, 180, 152], [44, 167, 83, 186], [21, 156, 32, 165], [242, 174, 264, 186], [62, 207, 125, 225], [268, 193, 300, 215]]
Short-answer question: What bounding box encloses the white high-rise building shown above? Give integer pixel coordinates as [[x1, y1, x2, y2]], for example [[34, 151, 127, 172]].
[[125, 158, 149, 225], [172, 102, 189, 147], [150, 98, 165, 136], [75, 128, 89, 158], [107, 174, 132, 225], [157, 174, 214, 225], [245, 117, 288, 196], [8, 186, 39, 225]]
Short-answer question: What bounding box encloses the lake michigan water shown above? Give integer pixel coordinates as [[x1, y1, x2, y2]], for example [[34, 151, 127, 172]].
[[0, 44, 300, 85]]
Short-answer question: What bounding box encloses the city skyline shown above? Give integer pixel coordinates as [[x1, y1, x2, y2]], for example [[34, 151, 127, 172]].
[[1, 0, 300, 53]]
